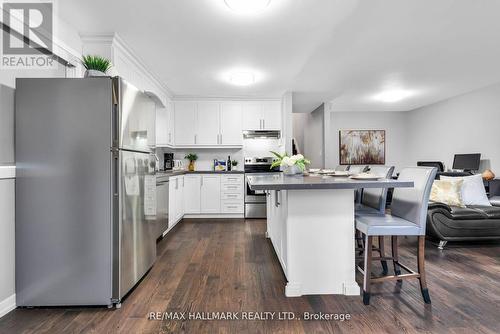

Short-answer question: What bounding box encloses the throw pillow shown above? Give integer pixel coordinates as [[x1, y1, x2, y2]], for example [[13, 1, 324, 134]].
[[430, 179, 465, 208], [441, 174, 491, 206]]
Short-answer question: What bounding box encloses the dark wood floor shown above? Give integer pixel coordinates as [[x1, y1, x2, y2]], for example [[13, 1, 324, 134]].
[[1, 219, 499, 334]]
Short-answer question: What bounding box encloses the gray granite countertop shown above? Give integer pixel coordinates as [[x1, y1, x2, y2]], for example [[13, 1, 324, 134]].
[[246, 173, 413, 190]]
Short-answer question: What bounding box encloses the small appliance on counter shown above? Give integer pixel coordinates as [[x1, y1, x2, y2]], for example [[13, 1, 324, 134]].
[[173, 159, 184, 170], [163, 152, 174, 171]]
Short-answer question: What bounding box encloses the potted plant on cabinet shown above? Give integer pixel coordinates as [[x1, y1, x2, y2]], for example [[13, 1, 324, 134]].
[[185, 153, 198, 171], [231, 160, 239, 171], [270, 151, 310, 175], [82, 55, 112, 77]]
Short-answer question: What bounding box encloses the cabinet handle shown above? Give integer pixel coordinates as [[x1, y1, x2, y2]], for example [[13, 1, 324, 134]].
[[201, 177, 203, 187], [263, 119, 265, 129], [176, 178, 178, 190], [227, 206, 238, 209], [194, 134, 197, 144], [168, 133, 171, 143], [220, 133, 222, 144], [275, 190, 280, 207]]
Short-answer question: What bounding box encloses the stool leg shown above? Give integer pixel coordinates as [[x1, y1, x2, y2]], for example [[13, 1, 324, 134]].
[[378, 236, 388, 275], [417, 236, 431, 304], [363, 235, 373, 305], [391, 236, 402, 282]]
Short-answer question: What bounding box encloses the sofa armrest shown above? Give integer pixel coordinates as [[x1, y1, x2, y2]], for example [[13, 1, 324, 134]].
[[490, 196, 500, 207]]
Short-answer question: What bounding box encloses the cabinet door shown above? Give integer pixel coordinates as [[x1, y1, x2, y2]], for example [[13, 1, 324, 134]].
[[262, 101, 281, 130], [168, 177, 177, 227], [156, 107, 168, 146], [167, 102, 174, 145], [201, 175, 221, 213], [196, 102, 220, 145], [176, 176, 184, 220], [174, 102, 196, 145], [242, 102, 262, 130], [220, 103, 243, 145], [184, 174, 201, 214]]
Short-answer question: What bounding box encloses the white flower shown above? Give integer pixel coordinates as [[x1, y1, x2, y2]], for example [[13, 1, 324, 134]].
[[289, 156, 298, 165], [281, 156, 292, 167], [294, 154, 304, 160]]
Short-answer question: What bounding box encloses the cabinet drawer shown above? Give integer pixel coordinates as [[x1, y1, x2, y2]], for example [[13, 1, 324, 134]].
[[221, 175, 244, 184], [222, 183, 243, 192], [221, 201, 244, 213], [221, 192, 243, 200]]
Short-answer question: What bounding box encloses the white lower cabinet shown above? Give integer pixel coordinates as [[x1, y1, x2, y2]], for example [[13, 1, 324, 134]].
[[168, 175, 185, 228], [200, 175, 221, 213], [267, 190, 288, 276], [167, 173, 244, 225], [184, 175, 201, 213]]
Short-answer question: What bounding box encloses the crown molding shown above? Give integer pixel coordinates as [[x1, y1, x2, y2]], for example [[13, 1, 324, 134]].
[[172, 95, 282, 102], [79, 32, 173, 99]]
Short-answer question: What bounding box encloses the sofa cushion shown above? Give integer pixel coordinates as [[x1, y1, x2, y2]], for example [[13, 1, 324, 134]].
[[469, 205, 500, 219], [430, 179, 465, 208]]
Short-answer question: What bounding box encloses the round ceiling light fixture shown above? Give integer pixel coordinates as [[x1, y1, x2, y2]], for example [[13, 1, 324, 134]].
[[373, 89, 414, 103], [229, 71, 256, 86], [224, 0, 271, 13]]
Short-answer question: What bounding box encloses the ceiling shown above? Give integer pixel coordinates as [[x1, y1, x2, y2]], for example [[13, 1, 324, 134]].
[[59, 0, 500, 113]]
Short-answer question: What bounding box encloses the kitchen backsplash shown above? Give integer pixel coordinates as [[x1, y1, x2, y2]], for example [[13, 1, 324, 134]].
[[156, 138, 281, 171]]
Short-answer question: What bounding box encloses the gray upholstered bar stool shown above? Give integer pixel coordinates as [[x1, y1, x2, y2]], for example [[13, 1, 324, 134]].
[[355, 167, 437, 305], [354, 165, 395, 274]]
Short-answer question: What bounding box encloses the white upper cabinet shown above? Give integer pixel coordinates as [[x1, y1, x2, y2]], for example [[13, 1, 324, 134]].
[[242, 102, 263, 130], [172, 99, 280, 147], [220, 103, 243, 145], [156, 102, 174, 147], [201, 175, 221, 213], [174, 102, 196, 145], [196, 102, 220, 145], [242, 101, 281, 130], [156, 106, 169, 146], [262, 101, 282, 130]]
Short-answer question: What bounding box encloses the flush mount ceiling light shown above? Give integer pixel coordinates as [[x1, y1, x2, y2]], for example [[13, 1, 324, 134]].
[[229, 71, 255, 86], [373, 89, 414, 103], [224, 0, 271, 13]]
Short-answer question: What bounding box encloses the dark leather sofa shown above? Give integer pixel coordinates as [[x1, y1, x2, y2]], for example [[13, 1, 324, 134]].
[[426, 201, 500, 249]]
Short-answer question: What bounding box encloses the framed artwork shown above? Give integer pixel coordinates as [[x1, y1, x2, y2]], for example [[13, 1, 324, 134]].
[[339, 130, 385, 165]]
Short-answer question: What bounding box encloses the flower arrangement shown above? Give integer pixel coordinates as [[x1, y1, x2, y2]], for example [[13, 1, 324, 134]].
[[270, 151, 311, 175], [185, 153, 198, 171]]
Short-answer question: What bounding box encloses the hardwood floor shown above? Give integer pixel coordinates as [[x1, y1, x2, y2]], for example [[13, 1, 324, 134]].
[[1, 219, 499, 334]]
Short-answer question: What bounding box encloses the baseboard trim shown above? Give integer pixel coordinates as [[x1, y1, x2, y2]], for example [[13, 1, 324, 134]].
[[184, 214, 244, 219], [0, 294, 16, 318]]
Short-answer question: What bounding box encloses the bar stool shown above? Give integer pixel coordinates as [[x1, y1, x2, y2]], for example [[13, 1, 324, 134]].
[[354, 165, 395, 274], [355, 167, 437, 305]]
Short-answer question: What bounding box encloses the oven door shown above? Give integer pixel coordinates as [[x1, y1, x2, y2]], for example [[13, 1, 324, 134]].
[[244, 174, 267, 203]]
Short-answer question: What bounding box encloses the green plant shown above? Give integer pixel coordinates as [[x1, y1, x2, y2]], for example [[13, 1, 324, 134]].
[[231, 160, 238, 167], [270, 151, 311, 171], [81, 55, 112, 73], [184, 153, 198, 161]]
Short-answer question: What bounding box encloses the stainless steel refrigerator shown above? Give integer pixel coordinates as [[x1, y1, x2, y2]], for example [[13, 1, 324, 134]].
[[15, 77, 157, 307]]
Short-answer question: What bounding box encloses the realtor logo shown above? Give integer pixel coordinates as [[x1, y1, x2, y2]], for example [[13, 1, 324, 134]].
[[1, 0, 56, 69]]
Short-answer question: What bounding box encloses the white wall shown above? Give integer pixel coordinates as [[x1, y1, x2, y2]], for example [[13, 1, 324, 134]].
[[325, 110, 409, 171], [406, 83, 500, 172], [294, 104, 325, 168]]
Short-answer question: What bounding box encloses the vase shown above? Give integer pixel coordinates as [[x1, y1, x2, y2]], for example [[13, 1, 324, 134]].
[[188, 161, 195, 171], [283, 165, 303, 175], [84, 69, 107, 78]]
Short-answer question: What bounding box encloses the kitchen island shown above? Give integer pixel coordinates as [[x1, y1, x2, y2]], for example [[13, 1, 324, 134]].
[[246, 173, 413, 297]]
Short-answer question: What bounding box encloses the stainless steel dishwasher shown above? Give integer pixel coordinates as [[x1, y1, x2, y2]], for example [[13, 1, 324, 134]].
[[155, 174, 170, 239]]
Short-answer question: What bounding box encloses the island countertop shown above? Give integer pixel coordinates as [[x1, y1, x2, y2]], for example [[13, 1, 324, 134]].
[[246, 173, 413, 190]]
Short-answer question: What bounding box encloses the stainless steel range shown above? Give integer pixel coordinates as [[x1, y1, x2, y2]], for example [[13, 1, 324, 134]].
[[244, 157, 280, 218]]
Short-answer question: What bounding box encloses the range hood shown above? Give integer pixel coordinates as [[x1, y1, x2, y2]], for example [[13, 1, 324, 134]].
[[243, 130, 281, 139]]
